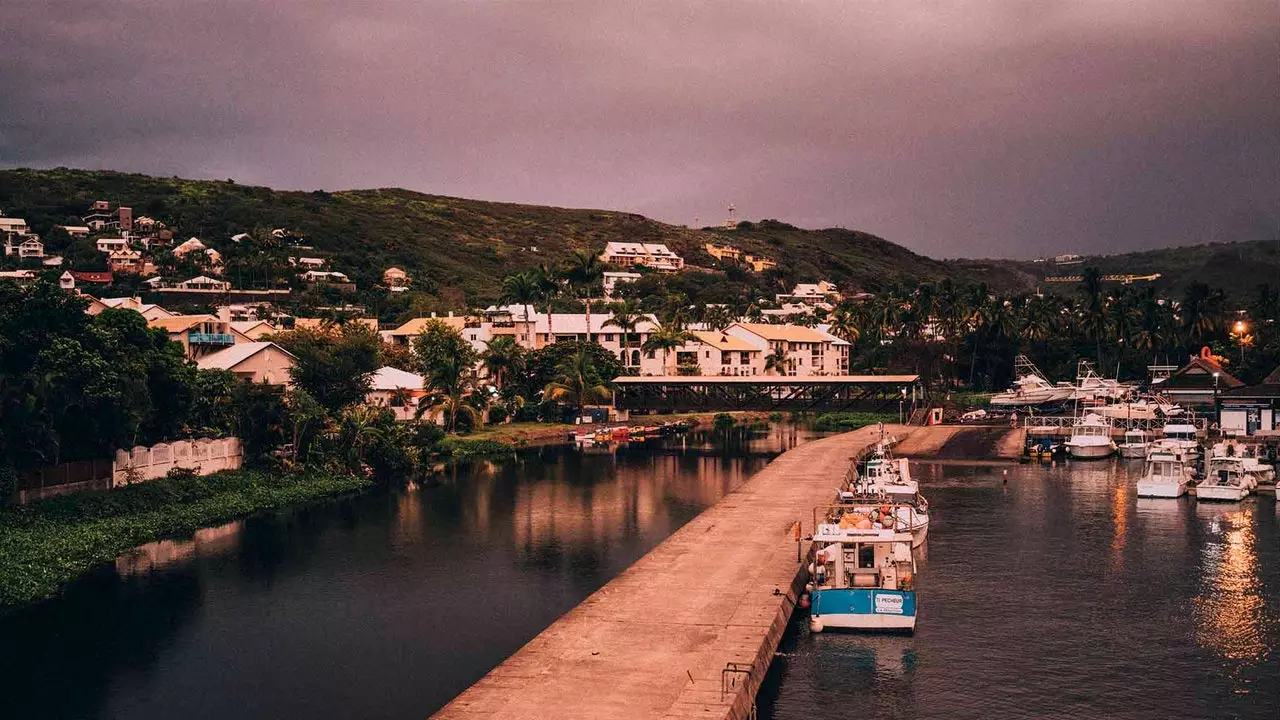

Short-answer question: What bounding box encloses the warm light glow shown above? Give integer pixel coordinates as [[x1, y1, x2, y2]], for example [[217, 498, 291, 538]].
[[1233, 320, 1247, 334]]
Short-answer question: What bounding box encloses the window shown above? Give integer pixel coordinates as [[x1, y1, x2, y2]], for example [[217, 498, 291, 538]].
[[604, 333, 614, 342], [858, 544, 875, 569], [631, 350, 641, 366]]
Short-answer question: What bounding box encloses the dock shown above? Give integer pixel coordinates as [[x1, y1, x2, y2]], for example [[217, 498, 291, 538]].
[[432, 424, 900, 720]]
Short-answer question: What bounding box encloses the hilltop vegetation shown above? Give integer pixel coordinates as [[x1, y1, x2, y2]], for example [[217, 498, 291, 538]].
[[0, 168, 1020, 308]]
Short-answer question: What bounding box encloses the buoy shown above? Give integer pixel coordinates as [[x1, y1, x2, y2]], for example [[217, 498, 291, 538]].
[[809, 616, 825, 633], [799, 593, 811, 609]]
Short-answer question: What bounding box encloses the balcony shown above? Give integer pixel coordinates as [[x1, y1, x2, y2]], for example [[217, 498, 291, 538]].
[[188, 332, 235, 345]]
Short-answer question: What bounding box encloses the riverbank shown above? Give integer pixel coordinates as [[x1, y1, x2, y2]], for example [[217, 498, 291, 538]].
[[461, 411, 777, 447], [0, 469, 372, 609]]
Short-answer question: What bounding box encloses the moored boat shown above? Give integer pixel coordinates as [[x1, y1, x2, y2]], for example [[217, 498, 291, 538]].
[[1197, 455, 1254, 501], [808, 503, 919, 632], [1117, 429, 1149, 459], [1136, 448, 1191, 498], [1160, 423, 1201, 460], [1065, 412, 1116, 459]]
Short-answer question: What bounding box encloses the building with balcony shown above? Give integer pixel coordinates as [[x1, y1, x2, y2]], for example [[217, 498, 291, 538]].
[[107, 249, 144, 274], [0, 216, 31, 239], [176, 275, 231, 292], [383, 267, 409, 290], [602, 271, 641, 298], [149, 315, 246, 359], [95, 236, 131, 254], [704, 242, 743, 261], [600, 242, 684, 272], [776, 280, 841, 306], [671, 331, 763, 376], [4, 237, 44, 259], [725, 323, 840, 376]]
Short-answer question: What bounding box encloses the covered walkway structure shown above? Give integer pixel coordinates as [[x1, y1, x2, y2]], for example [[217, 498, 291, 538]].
[[613, 375, 919, 413]]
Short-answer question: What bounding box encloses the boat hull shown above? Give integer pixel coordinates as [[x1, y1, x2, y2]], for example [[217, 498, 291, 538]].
[[1196, 484, 1248, 501], [811, 588, 916, 631], [1067, 442, 1115, 459], [1136, 480, 1187, 498], [1118, 444, 1148, 459]]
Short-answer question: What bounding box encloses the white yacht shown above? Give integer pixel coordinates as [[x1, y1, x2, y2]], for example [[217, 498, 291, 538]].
[[1136, 448, 1191, 497], [1208, 442, 1275, 486], [990, 356, 1075, 408], [1160, 423, 1201, 460], [1069, 360, 1131, 403], [1198, 455, 1255, 501], [1065, 412, 1116, 459], [1117, 430, 1149, 459], [1097, 396, 1184, 422]]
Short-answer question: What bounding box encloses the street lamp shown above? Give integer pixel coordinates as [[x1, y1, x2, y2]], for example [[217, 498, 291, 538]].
[[900, 387, 907, 425], [1213, 371, 1220, 429]]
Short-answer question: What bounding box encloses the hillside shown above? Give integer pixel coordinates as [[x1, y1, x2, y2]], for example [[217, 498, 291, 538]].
[[983, 240, 1280, 300], [0, 168, 1022, 304]]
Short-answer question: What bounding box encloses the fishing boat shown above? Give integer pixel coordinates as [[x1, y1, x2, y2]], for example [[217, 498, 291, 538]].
[[990, 355, 1075, 408], [839, 443, 929, 547], [1117, 430, 1149, 458], [1208, 442, 1275, 486], [1159, 423, 1201, 460], [1065, 412, 1116, 459], [1136, 447, 1192, 498], [808, 503, 919, 632], [1198, 455, 1255, 501]]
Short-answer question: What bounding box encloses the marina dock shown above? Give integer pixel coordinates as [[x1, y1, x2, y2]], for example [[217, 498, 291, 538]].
[[432, 424, 902, 720]]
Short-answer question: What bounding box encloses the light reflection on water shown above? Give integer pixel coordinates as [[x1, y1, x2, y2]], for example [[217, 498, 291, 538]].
[[759, 460, 1280, 720]]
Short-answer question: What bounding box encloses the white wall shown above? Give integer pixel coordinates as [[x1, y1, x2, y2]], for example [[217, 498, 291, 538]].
[[113, 437, 243, 486]]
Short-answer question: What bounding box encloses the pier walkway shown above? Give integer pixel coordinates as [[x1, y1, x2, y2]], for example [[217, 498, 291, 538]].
[[432, 425, 898, 720]]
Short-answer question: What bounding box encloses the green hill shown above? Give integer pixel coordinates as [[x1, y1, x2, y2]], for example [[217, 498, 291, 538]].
[[0, 168, 1019, 304]]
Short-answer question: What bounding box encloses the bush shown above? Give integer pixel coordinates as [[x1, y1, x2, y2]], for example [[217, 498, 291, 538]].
[[713, 413, 736, 431], [438, 437, 514, 459]]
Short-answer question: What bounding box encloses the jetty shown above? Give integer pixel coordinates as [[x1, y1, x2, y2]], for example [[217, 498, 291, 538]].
[[432, 424, 903, 720]]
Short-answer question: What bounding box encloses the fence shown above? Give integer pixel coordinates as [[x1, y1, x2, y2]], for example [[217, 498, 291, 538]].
[[113, 437, 243, 486], [18, 459, 114, 503]]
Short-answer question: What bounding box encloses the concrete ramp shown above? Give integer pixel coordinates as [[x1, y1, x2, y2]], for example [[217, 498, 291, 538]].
[[432, 425, 890, 720]]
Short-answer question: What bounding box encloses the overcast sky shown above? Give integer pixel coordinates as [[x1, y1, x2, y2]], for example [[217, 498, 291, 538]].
[[1, 1, 1276, 258]]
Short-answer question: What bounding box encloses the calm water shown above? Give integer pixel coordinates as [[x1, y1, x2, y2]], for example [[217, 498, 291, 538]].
[[759, 460, 1280, 720], [0, 424, 818, 720]]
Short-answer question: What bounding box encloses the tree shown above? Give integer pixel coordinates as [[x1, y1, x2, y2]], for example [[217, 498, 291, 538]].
[[1181, 281, 1226, 348], [1079, 267, 1107, 365], [413, 319, 483, 433], [543, 344, 614, 419], [642, 318, 695, 374], [605, 299, 644, 369], [501, 271, 542, 346], [565, 248, 603, 339], [764, 348, 789, 376], [481, 335, 525, 390], [272, 324, 381, 413]]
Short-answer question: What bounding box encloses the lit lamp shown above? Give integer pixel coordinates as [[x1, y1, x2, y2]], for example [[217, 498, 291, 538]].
[[1213, 371, 1221, 430], [1232, 320, 1250, 363]]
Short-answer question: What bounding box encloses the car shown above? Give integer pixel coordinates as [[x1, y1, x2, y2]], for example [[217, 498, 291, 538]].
[[960, 409, 988, 423]]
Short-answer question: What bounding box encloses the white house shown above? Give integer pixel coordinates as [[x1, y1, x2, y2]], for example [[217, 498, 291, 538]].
[[776, 280, 840, 306], [4, 237, 44, 258], [725, 323, 839, 376], [368, 366, 429, 421], [95, 236, 130, 254], [301, 270, 350, 283], [602, 271, 642, 298], [177, 275, 231, 291], [0, 216, 31, 238], [671, 331, 763, 376], [600, 242, 684, 272]]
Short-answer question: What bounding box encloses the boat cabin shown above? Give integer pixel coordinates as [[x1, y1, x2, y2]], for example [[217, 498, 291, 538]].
[[1162, 424, 1198, 442], [813, 527, 914, 593]]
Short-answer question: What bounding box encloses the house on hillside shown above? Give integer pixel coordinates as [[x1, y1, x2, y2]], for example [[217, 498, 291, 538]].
[[0, 270, 38, 287], [59, 271, 76, 290], [70, 270, 113, 285], [602, 271, 641, 298], [230, 320, 277, 339], [4, 237, 45, 259], [83, 201, 132, 231], [107, 249, 144, 274], [383, 267, 409, 290], [55, 225, 91, 239], [776, 280, 840, 306], [197, 342, 295, 385], [95, 236, 130, 254], [149, 315, 246, 360], [705, 242, 743, 261], [600, 242, 684, 272], [1158, 351, 1242, 410], [301, 270, 350, 283], [0, 216, 32, 239], [98, 296, 174, 321], [177, 275, 231, 292], [172, 237, 207, 257]]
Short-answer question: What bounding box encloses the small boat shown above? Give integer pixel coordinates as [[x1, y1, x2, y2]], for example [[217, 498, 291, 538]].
[[1198, 455, 1255, 501], [809, 503, 919, 633], [1117, 430, 1149, 458], [1208, 441, 1274, 486], [1065, 412, 1116, 459], [1137, 448, 1191, 498]]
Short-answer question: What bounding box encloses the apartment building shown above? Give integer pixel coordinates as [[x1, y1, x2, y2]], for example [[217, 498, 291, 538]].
[[600, 242, 684, 272], [725, 323, 841, 376]]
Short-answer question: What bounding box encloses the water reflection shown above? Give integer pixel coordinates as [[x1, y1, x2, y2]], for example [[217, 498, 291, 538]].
[[0, 423, 816, 720], [1193, 504, 1268, 663]]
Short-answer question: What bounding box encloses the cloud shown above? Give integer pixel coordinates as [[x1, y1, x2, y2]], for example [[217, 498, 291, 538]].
[[0, 1, 1276, 258]]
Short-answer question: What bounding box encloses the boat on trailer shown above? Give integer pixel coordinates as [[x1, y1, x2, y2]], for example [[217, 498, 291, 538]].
[[809, 503, 919, 633]]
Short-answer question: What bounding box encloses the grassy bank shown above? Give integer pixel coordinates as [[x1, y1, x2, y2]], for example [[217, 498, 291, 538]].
[[812, 412, 899, 431], [463, 411, 773, 447], [0, 470, 372, 609]]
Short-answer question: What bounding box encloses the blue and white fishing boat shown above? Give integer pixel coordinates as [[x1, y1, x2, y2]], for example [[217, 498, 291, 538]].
[[808, 503, 919, 633]]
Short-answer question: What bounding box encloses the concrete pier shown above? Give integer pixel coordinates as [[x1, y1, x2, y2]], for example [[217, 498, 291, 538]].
[[432, 425, 897, 720]]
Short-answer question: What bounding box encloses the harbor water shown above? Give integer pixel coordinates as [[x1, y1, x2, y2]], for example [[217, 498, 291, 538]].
[[759, 460, 1280, 719], [0, 424, 816, 720]]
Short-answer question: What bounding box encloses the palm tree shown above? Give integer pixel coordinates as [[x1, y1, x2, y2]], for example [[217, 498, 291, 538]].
[[642, 318, 695, 374], [1079, 267, 1107, 364], [543, 345, 613, 418], [605, 299, 644, 369], [481, 336, 525, 389], [1181, 281, 1225, 347], [501, 271, 541, 347], [566, 248, 603, 342], [535, 262, 560, 342], [764, 347, 789, 376], [419, 352, 484, 433], [827, 304, 861, 344]]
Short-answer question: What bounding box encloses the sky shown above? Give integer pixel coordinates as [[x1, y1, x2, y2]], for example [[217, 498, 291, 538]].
[[0, 1, 1277, 259]]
